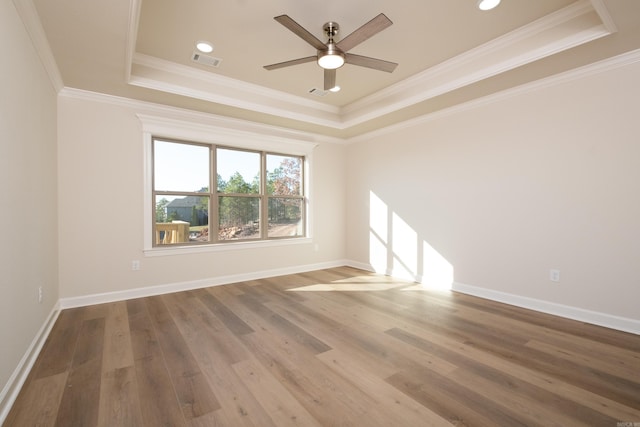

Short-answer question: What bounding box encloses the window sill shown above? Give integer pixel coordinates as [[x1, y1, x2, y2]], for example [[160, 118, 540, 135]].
[[144, 237, 312, 257]]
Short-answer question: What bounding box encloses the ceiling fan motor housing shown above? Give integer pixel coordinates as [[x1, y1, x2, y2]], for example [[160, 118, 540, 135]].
[[323, 21, 339, 39], [318, 22, 344, 69]]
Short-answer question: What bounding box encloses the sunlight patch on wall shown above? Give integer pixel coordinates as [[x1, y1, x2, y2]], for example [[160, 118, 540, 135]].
[[369, 233, 388, 274], [422, 240, 454, 290], [370, 192, 388, 240], [369, 191, 389, 274], [392, 212, 418, 281], [369, 190, 454, 290]]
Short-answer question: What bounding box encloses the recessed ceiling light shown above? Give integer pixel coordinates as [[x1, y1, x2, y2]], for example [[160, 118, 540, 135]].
[[195, 41, 214, 53], [477, 0, 501, 11], [329, 85, 341, 93]]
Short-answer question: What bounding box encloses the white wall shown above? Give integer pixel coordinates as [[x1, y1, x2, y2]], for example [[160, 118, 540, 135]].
[[346, 57, 640, 324], [0, 0, 58, 411], [56, 95, 347, 301]]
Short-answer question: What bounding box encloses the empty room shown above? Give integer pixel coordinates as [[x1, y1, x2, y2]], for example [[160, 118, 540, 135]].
[[2, 0, 640, 425]]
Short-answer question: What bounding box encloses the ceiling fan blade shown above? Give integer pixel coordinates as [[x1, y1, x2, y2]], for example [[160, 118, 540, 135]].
[[324, 69, 336, 91], [336, 13, 393, 52], [274, 15, 326, 50], [263, 56, 317, 70], [344, 53, 398, 73]]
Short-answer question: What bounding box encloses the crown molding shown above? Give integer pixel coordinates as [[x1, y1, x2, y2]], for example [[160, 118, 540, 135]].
[[340, 0, 613, 127], [12, 0, 64, 92], [16, 0, 618, 134], [137, 113, 319, 155], [58, 86, 345, 145], [127, 0, 614, 132], [130, 53, 343, 128], [132, 53, 339, 115], [124, 0, 142, 83], [590, 0, 617, 33], [347, 48, 640, 144], [58, 46, 640, 149]]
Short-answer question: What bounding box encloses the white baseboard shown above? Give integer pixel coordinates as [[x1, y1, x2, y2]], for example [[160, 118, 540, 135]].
[[345, 260, 640, 335], [6, 261, 636, 427], [59, 259, 349, 309], [0, 303, 60, 425], [345, 260, 412, 280], [453, 281, 640, 335], [2, 259, 350, 423], [344, 259, 376, 273]]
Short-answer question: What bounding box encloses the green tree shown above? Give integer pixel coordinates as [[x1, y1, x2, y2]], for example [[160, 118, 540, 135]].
[[216, 174, 227, 192], [219, 172, 258, 227], [155, 198, 169, 222], [191, 205, 198, 226], [225, 172, 254, 194]]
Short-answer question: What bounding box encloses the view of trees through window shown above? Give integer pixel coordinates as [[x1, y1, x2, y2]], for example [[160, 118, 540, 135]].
[[153, 139, 304, 245]]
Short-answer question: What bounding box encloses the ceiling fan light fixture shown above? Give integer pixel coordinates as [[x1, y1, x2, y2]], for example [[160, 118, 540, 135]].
[[318, 52, 345, 69], [477, 0, 501, 11]]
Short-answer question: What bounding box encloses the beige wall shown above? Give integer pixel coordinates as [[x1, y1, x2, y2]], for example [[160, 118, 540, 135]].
[[346, 58, 640, 322], [0, 0, 58, 401], [3, 0, 639, 415], [56, 95, 347, 300]]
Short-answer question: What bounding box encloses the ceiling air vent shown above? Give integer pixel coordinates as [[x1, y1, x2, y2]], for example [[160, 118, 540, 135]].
[[191, 52, 222, 68], [308, 87, 328, 97]]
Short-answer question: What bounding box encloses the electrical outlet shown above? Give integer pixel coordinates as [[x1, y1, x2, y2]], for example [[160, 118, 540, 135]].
[[132, 260, 140, 271], [38, 286, 43, 303], [550, 269, 560, 282]]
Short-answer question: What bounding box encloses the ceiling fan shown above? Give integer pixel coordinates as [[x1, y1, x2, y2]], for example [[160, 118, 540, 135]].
[[263, 13, 398, 91]]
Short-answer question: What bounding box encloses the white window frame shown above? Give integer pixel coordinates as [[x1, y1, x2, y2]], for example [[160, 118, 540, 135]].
[[139, 114, 316, 256]]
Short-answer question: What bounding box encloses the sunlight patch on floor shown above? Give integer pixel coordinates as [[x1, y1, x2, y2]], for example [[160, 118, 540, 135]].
[[288, 282, 407, 292]]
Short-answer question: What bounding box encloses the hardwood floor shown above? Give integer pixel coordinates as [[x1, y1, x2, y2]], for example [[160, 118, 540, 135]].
[[5, 266, 640, 426]]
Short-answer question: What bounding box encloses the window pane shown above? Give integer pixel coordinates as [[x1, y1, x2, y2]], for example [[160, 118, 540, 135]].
[[154, 140, 209, 192], [155, 195, 209, 245], [217, 148, 260, 194], [218, 196, 260, 240], [268, 198, 303, 237], [266, 154, 302, 196]]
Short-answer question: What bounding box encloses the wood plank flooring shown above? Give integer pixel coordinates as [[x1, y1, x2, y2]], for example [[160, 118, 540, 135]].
[[5, 266, 640, 426]]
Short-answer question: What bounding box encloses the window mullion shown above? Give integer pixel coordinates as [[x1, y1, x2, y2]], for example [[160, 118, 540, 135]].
[[260, 151, 267, 239], [211, 144, 218, 243]]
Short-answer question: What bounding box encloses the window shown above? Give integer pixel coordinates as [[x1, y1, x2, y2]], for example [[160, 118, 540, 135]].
[[152, 138, 305, 246]]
